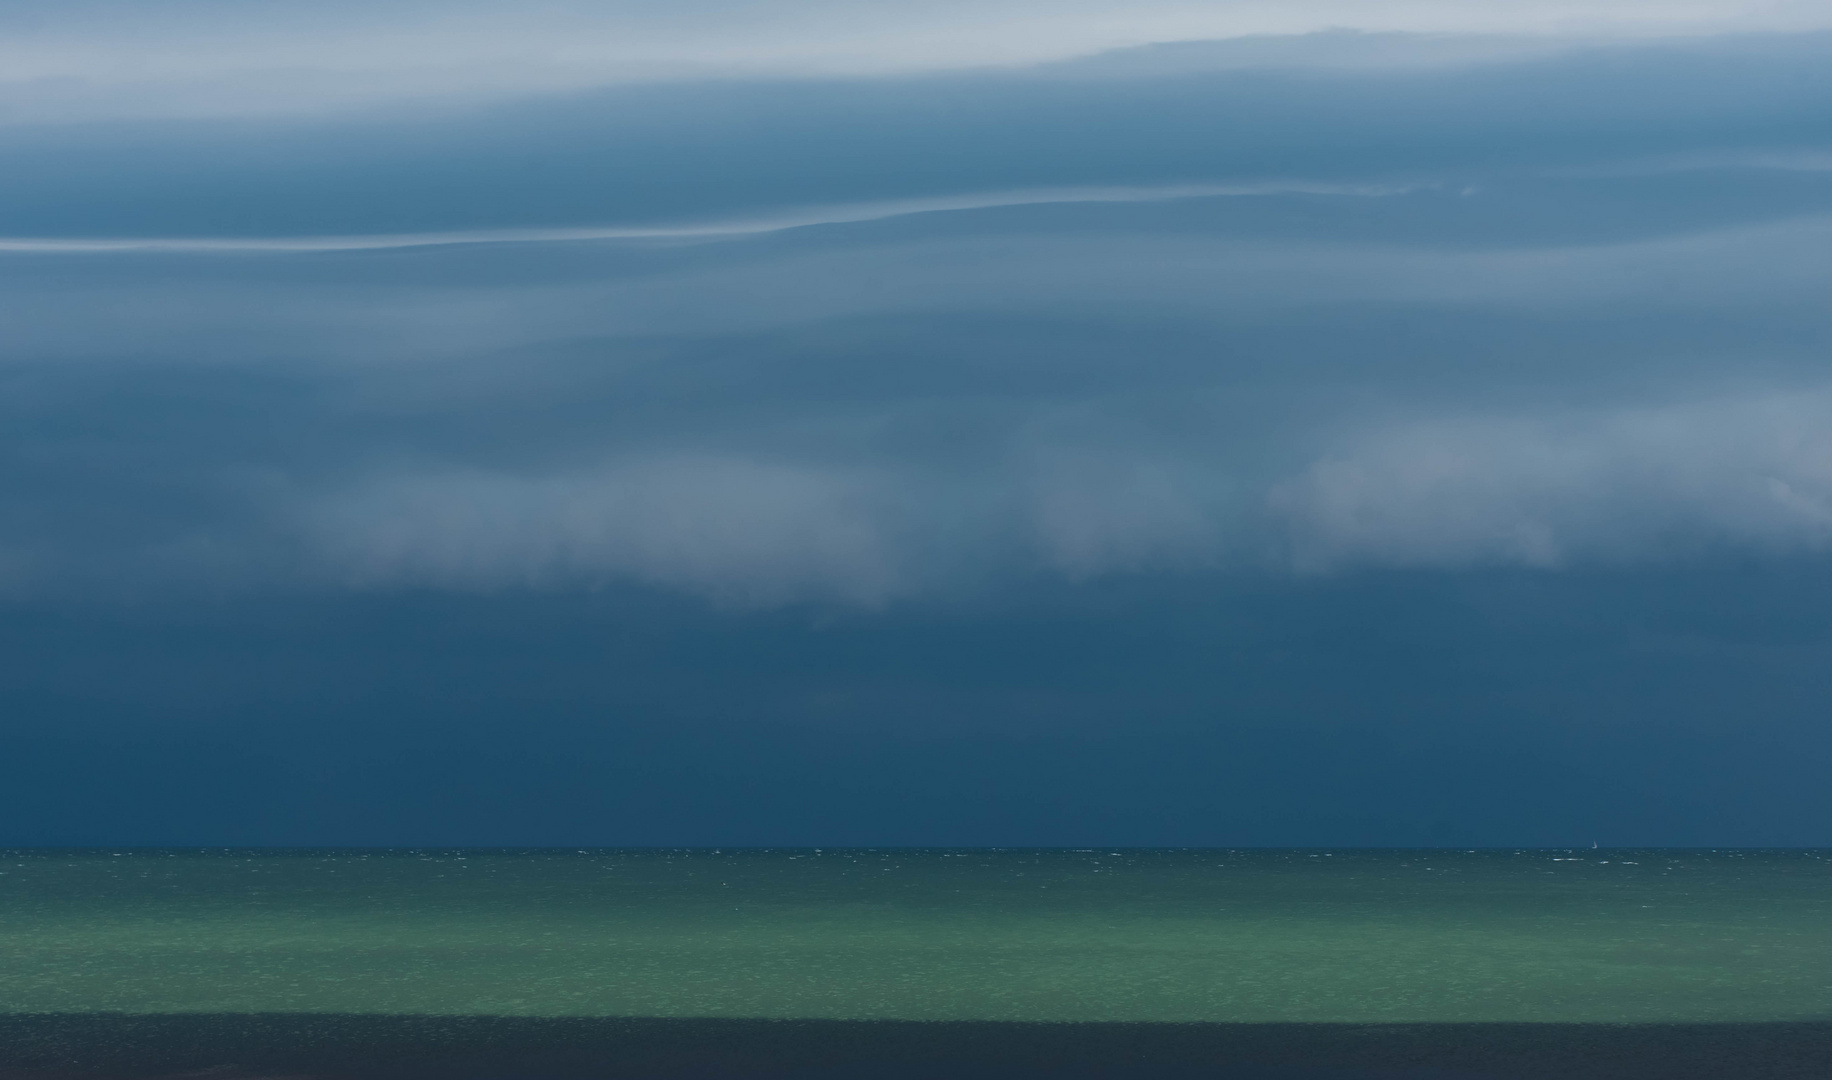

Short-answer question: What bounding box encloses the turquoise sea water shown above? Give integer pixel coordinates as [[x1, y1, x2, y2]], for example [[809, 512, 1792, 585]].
[[3, 848, 1829, 1024]]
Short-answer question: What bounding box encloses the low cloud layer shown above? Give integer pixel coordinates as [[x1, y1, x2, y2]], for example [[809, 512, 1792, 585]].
[[279, 389, 1832, 602], [307, 457, 904, 604], [1274, 393, 1832, 571]]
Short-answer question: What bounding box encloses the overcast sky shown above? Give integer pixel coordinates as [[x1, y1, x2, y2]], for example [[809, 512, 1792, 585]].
[[4, 2, 1832, 846]]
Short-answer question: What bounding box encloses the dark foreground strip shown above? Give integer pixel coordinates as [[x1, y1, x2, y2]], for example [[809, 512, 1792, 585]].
[[1, 1015, 1828, 1080]]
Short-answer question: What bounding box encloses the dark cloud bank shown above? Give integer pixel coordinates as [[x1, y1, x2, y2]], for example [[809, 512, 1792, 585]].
[[3, 31, 1832, 845]]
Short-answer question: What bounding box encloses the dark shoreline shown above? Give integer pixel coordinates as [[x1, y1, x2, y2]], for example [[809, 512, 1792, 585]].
[[3, 1015, 1829, 1080]]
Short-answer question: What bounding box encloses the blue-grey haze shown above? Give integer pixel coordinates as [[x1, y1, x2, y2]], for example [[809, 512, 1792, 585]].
[[3, 12, 1832, 844]]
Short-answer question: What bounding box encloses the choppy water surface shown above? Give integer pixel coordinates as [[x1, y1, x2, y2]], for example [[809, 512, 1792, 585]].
[[1, 849, 1827, 1022]]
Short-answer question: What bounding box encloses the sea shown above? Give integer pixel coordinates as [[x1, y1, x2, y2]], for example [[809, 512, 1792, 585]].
[[2, 848, 1829, 1078]]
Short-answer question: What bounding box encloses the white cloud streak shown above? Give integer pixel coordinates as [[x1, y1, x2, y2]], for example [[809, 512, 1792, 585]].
[[0, 183, 1411, 254]]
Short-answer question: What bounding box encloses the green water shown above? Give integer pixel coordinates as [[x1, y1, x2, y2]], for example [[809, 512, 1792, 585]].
[[2, 849, 1828, 1023]]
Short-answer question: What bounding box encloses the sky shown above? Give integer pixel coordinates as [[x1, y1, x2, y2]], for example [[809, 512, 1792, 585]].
[[4, 1, 1832, 846]]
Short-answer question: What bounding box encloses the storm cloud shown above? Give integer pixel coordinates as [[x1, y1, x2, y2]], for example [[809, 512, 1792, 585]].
[[5, 171, 1832, 600], [4, 8, 1832, 843]]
